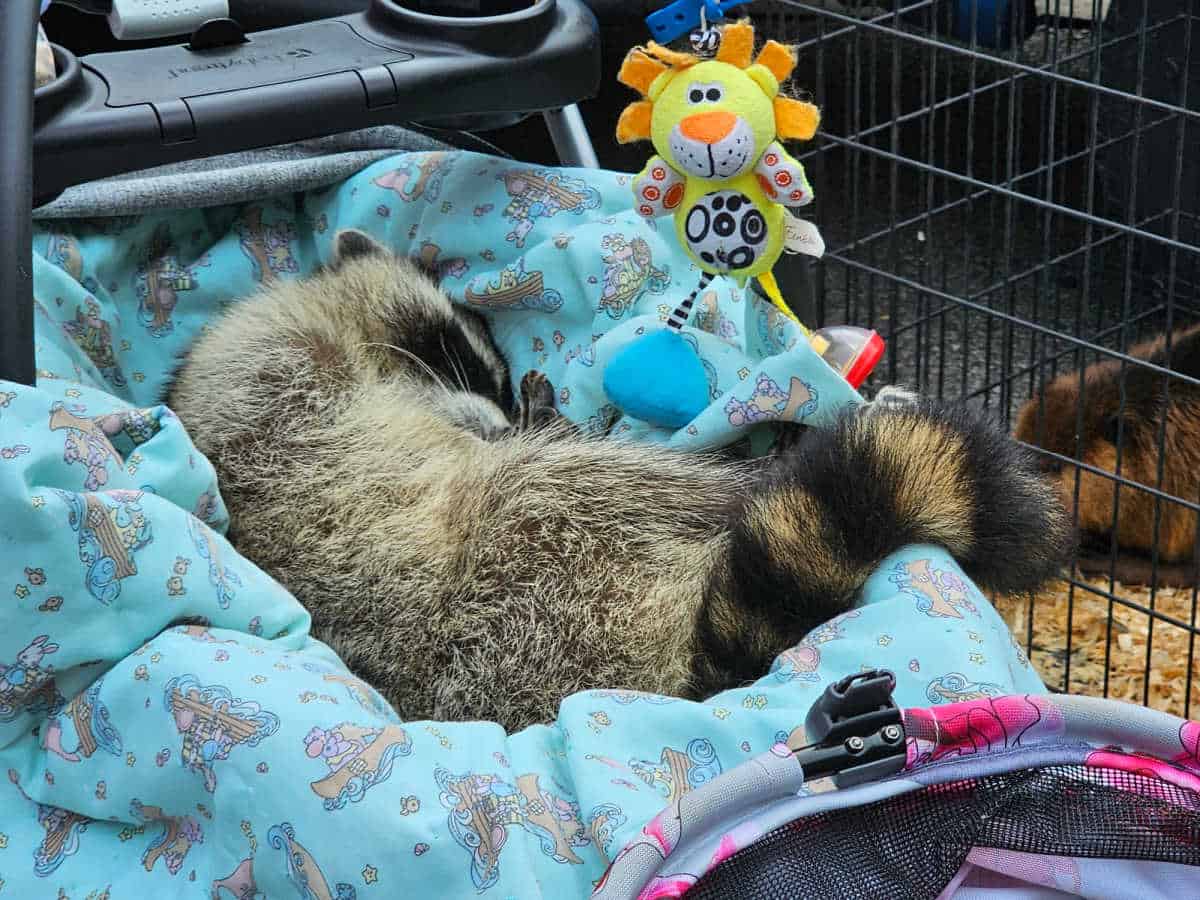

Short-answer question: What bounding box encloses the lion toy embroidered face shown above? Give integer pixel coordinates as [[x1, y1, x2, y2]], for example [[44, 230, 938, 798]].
[[616, 21, 820, 294], [653, 59, 774, 183]]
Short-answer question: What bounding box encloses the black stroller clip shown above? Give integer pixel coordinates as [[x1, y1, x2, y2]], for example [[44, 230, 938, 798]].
[[794, 669, 907, 789]]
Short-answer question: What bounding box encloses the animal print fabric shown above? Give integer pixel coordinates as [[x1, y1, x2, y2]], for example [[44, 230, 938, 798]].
[[0, 152, 1037, 897], [29, 150, 862, 449]]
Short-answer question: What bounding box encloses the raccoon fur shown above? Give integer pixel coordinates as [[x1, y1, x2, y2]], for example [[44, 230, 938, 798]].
[[167, 229, 1071, 730]]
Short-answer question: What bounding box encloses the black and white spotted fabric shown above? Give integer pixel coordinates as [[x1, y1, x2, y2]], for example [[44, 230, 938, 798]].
[[683, 190, 768, 274]]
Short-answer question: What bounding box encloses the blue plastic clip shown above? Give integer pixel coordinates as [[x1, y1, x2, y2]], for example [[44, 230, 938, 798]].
[[645, 0, 751, 45]]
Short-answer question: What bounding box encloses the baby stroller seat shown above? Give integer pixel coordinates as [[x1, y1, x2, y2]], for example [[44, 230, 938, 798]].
[[3, 6, 1198, 898]]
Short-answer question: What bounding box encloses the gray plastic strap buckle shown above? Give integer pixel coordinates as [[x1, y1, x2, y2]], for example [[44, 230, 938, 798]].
[[108, 0, 230, 40]]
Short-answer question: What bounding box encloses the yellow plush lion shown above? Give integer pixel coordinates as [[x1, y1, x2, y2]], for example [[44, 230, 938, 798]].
[[616, 21, 820, 320]]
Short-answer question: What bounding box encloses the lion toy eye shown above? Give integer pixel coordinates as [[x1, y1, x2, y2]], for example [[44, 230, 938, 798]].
[[687, 83, 724, 104]]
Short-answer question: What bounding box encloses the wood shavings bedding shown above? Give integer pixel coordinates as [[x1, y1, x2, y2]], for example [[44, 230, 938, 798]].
[[996, 574, 1200, 718]]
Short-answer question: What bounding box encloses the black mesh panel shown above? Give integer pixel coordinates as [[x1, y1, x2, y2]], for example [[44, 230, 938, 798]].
[[686, 765, 1200, 900]]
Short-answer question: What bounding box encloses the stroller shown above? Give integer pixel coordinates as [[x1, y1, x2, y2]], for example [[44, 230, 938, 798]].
[[3, 3, 1198, 897]]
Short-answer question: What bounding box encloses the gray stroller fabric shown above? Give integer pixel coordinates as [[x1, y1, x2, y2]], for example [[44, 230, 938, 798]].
[[33, 125, 453, 219], [591, 693, 1200, 899]]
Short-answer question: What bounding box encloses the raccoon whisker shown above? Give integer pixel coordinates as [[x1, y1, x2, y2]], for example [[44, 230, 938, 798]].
[[357, 342, 450, 394], [452, 354, 470, 395], [439, 335, 471, 395]]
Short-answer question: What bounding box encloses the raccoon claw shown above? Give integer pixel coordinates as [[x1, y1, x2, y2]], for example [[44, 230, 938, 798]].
[[517, 371, 573, 434]]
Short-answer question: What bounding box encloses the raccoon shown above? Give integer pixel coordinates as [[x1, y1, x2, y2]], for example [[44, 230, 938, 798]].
[[167, 229, 1071, 730]]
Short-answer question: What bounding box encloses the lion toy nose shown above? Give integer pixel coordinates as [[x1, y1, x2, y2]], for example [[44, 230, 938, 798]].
[[678, 110, 738, 145]]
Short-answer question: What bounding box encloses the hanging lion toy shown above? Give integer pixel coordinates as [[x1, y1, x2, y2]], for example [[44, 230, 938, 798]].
[[616, 19, 819, 322], [602, 18, 883, 429]]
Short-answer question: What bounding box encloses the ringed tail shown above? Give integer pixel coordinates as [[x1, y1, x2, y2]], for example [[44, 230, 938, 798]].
[[693, 400, 1074, 693]]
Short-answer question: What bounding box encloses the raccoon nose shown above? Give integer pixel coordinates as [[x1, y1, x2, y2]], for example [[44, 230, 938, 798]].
[[679, 111, 738, 145]]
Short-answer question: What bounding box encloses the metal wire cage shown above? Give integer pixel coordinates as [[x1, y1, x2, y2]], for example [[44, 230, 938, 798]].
[[772, 0, 1200, 715]]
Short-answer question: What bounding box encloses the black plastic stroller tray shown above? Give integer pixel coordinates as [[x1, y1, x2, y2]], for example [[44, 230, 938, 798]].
[[31, 0, 600, 206]]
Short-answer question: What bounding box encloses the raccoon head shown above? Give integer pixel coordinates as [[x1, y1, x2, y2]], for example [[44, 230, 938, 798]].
[[330, 228, 514, 438]]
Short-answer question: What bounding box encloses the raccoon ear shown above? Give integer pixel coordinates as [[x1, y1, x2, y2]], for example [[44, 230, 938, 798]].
[[330, 229, 387, 268]]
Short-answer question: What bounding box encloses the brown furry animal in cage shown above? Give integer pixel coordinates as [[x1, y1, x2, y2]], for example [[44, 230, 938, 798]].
[[1015, 323, 1200, 587]]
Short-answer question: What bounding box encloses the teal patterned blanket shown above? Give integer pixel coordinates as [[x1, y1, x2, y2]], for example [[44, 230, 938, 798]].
[[0, 152, 1040, 898]]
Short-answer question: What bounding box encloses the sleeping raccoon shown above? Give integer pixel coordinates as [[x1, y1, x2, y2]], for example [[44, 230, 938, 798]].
[[1014, 323, 1200, 587], [167, 230, 1070, 730]]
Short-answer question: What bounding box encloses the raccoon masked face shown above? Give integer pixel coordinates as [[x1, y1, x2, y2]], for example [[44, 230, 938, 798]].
[[331, 228, 514, 438]]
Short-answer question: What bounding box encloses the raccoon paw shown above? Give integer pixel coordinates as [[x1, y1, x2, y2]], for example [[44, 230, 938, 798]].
[[517, 371, 576, 435]]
